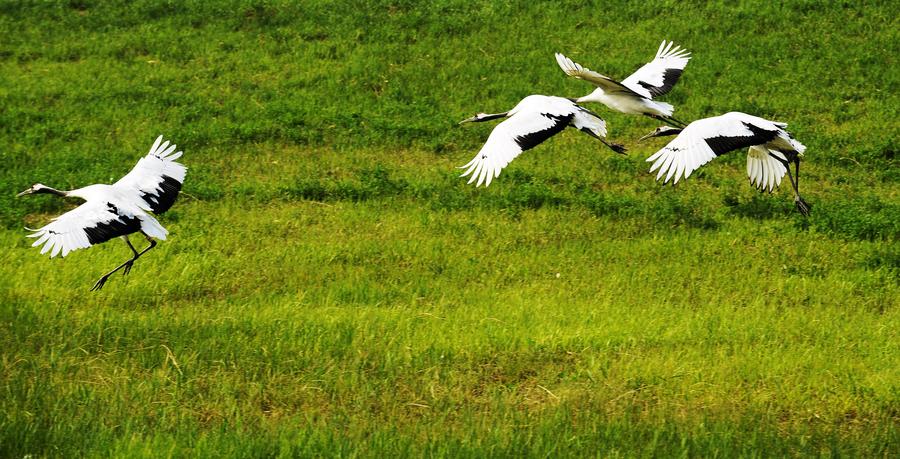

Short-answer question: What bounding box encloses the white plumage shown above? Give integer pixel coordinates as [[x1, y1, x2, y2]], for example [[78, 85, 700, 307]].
[[747, 146, 788, 193], [26, 186, 166, 259], [458, 95, 624, 187], [556, 40, 691, 123], [621, 41, 693, 99], [641, 112, 810, 215], [18, 135, 187, 290], [115, 135, 187, 213]]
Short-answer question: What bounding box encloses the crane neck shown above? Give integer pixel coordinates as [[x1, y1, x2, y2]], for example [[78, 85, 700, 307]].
[[575, 88, 607, 104], [657, 127, 684, 137], [34, 186, 68, 197], [67, 184, 114, 201], [475, 112, 508, 122]]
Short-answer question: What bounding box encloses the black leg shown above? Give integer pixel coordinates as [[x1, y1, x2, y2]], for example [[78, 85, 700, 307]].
[[91, 234, 158, 291], [599, 138, 627, 154], [665, 114, 688, 128], [795, 161, 810, 216], [648, 114, 667, 124], [784, 162, 810, 217], [123, 236, 139, 276], [578, 126, 626, 154], [648, 114, 686, 128]]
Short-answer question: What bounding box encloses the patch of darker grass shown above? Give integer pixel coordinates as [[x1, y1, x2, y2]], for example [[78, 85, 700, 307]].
[[723, 191, 791, 219], [582, 191, 721, 230], [859, 244, 900, 274], [803, 196, 900, 241], [282, 165, 408, 202]]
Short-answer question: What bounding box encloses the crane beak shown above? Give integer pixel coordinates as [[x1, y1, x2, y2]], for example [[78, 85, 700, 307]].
[[638, 131, 658, 142], [458, 116, 477, 125], [16, 188, 33, 197]]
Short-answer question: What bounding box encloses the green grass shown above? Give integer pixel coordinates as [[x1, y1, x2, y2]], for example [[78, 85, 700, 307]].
[[1, 1, 898, 457]]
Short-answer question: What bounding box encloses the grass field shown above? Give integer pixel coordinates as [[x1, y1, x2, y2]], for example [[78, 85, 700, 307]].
[[1, 1, 898, 456]]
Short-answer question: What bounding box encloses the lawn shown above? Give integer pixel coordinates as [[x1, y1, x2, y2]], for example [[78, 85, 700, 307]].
[[0, 1, 897, 457]]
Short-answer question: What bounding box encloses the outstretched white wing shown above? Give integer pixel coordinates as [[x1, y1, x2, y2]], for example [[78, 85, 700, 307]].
[[747, 146, 787, 192], [114, 135, 186, 214], [555, 53, 647, 98], [459, 109, 572, 187], [621, 40, 691, 99], [26, 200, 149, 258], [646, 113, 781, 184]]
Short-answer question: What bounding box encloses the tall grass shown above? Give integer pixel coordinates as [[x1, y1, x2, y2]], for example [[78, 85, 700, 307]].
[[0, 1, 897, 456]]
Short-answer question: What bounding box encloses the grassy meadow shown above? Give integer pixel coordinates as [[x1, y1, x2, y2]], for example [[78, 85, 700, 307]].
[[1, 1, 898, 456]]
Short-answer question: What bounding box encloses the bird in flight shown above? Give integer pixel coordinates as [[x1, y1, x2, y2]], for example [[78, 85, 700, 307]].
[[640, 112, 810, 216], [17, 135, 187, 290], [458, 95, 625, 187], [556, 40, 691, 126]]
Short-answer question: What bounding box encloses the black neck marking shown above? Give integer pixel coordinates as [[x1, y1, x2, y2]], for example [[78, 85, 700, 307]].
[[36, 187, 67, 197], [474, 112, 508, 123]]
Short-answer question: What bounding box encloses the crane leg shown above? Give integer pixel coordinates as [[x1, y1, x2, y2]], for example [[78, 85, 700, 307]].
[[122, 236, 139, 276], [578, 127, 626, 154], [91, 233, 158, 292], [599, 138, 627, 154], [649, 114, 687, 128], [665, 114, 688, 128], [784, 162, 810, 217]]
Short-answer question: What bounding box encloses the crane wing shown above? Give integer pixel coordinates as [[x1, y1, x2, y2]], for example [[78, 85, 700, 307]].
[[646, 114, 781, 185], [747, 146, 787, 192], [621, 40, 691, 99], [555, 53, 647, 98], [459, 110, 572, 187], [25, 200, 155, 258], [114, 135, 186, 214]]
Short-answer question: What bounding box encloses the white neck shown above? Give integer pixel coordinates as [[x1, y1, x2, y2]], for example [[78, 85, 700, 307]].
[[67, 184, 113, 201], [576, 88, 608, 104]]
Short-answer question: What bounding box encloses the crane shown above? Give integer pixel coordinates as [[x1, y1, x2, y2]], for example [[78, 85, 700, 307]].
[[17, 135, 187, 290], [556, 40, 691, 126], [639, 112, 810, 215], [458, 95, 625, 187]]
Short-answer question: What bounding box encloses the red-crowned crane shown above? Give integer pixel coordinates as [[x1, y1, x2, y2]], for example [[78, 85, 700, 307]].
[[556, 40, 691, 126], [639, 112, 810, 216], [17, 135, 187, 290], [458, 95, 625, 187]]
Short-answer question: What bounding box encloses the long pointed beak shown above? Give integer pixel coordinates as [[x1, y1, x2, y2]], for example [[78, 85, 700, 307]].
[[458, 117, 476, 125], [16, 189, 32, 197], [638, 132, 657, 142]]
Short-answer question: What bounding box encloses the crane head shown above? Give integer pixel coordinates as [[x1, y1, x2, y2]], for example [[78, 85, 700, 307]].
[[458, 112, 509, 125], [16, 183, 52, 197], [459, 113, 488, 125], [639, 126, 683, 141]]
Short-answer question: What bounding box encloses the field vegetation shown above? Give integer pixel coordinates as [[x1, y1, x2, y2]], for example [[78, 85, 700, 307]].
[[1, 1, 897, 456]]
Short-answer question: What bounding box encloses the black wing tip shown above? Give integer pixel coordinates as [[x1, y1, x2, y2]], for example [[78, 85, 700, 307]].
[[85, 214, 142, 245], [513, 113, 572, 151], [705, 123, 779, 157], [142, 175, 183, 214], [638, 69, 684, 98]]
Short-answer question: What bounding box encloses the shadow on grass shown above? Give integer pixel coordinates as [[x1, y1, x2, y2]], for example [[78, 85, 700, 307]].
[[801, 196, 900, 241]]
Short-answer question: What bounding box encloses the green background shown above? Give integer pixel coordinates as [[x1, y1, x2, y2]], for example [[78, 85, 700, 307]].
[[1, 1, 897, 456]]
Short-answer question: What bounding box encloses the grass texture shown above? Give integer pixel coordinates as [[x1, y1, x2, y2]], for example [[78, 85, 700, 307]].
[[0, 1, 898, 457]]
